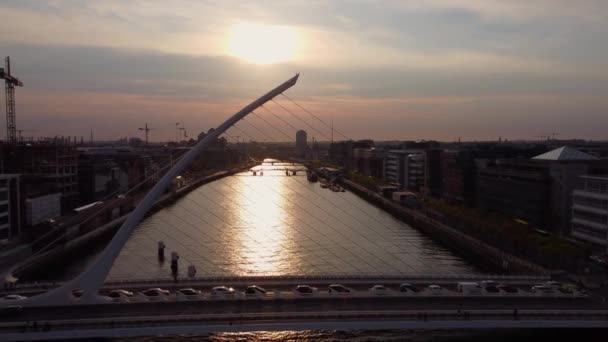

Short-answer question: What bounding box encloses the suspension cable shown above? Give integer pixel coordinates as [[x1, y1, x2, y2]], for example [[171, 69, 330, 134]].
[[280, 93, 349, 140]]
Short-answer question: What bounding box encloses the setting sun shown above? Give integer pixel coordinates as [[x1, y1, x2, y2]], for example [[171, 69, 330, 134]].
[[228, 23, 297, 64]]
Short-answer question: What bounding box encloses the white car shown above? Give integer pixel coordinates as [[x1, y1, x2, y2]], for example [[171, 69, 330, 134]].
[[176, 288, 203, 300], [427, 285, 443, 295], [211, 286, 236, 296], [531, 285, 554, 296], [140, 288, 170, 301], [244, 285, 268, 297], [370, 285, 389, 295], [2, 294, 27, 301], [107, 289, 134, 302], [294, 285, 317, 296]]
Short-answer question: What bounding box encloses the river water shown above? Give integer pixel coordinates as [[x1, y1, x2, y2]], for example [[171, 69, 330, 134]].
[[104, 160, 478, 281]]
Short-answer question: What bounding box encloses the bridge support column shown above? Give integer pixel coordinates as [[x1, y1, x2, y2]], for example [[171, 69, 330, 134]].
[[158, 241, 165, 261], [171, 252, 179, 279]]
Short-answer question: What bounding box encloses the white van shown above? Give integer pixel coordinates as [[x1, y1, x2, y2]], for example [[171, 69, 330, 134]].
[[457, 282, 482, 296]]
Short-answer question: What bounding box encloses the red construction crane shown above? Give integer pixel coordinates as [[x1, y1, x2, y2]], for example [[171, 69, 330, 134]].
[[0, 56, 24, 144]]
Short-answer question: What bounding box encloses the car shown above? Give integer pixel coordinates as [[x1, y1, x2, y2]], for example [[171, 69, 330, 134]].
[[427, 285, 443, 295], [480, 280, 498, 288], [140, 288, 170, 300], [107, 289, 135, 302], [2, 294, 27, 301], [457, 282, 482, 295], [0, 305, 23, 316], [211, 286, 236, 296], [328, 284, 351, 294], [176, 288, 203, 300], [484, 285, 500, 293], [244, 285, 268, 297], [399, 283, 420, 293], [497, 284, 519, 294], [543, 281, 562, 289], [294, 285, 316, 295], [370, 285, 389, 295], [531, 285, 554, 295]]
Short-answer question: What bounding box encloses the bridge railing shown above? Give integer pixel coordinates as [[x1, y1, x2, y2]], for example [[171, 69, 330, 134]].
[[6, 273, 551, 292], [103, 273, 550, 286]]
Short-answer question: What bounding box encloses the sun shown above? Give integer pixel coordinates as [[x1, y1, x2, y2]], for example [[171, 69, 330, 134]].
[[228, 23, 297, 64]]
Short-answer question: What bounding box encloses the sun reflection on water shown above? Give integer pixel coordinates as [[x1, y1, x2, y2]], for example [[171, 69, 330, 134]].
[[233, 164, 295, 275]]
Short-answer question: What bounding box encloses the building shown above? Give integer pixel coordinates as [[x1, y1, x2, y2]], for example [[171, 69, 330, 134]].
[[441, 144, 549, 205], [477, 146, 608, 233], [352, 148, 384, 178], [571, 175, 608, 252], [295, 130, 307, 156], [384, 149, 425, 191], [423, 148, 442, 197], [533, 146, 607, 233], [0, 141, 79, 214], [0, 174, 21, 241], [477, 159, 551, 226], [77, 147, 145, 204]]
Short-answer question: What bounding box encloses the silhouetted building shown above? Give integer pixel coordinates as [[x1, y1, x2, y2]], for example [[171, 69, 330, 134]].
[[77, 147, 146, 204], [0, 141, 79, 215], [477, 159, 551, 227], [0, 174, 21, 241], [441, 144, 549, 205], [423, 148, 443, 197], [352, 148, 384, 178], [296, 130, 307, 156]]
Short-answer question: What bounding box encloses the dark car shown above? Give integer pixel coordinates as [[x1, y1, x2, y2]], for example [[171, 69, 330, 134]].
[[294, 285, 315, 295], [244, 285, 268, 296], [399, 283, 420, 293], [328, 284, 351, 294], [0, 305, 23, 316], [484, 285, 500, 293], [497, 284, 518, 293]]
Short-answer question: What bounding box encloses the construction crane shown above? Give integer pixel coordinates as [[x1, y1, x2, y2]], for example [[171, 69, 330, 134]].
[[179, 122, 188, 140], [0, 56, 23, 144], [17, 129, 37, 141], [138, 123, 155, 144], [169, 122, 180, 142]]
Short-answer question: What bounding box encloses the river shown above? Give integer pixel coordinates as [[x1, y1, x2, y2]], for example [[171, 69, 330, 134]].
[[105, 160, 478, 281]]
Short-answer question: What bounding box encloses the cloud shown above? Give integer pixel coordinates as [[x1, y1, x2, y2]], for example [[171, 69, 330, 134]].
[[1, 1, 607, 141]]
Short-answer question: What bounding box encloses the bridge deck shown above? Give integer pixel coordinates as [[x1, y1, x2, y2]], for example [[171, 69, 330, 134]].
[[0, 296, 605, 340]]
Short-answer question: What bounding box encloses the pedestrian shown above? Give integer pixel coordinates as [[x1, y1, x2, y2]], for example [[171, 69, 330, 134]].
[[32, 321, 37, 330], [513, 308, 518, 319]]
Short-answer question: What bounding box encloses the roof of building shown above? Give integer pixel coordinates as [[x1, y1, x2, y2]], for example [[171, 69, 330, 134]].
[[580, 175, 608, 181], [532, 146, 598, 161]]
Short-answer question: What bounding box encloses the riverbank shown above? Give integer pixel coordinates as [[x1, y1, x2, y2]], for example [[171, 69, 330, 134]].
[[341, 179, 549, 275], [7, 163, 256, 283]]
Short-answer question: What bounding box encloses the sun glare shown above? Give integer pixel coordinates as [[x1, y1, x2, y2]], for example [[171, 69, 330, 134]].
[[228, 23, 297, 64]]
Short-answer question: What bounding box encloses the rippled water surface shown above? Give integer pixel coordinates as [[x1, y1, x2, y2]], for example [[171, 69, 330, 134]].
[[107, 161, 479, 280]]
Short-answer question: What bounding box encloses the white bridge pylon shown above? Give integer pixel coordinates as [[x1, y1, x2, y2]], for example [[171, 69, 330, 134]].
[[27, 74, 300, 306]]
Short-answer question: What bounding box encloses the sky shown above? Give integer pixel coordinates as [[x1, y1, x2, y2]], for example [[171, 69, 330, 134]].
[[1, 0, 607, 142]]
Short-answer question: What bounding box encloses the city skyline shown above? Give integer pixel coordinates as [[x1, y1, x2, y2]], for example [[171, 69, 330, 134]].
[[1, 1, 608, 141]]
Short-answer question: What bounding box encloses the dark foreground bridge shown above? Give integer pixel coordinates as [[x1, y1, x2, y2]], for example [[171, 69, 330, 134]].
[[0, 295, 606, 341]]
